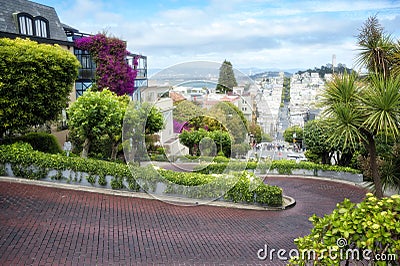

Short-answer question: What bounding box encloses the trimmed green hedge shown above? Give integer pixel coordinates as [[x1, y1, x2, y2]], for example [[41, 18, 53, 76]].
[[0, 142, 130, 178], [0, 143, 283, 207], [1, 132, 62, 154], [193, 159, 361, 175]]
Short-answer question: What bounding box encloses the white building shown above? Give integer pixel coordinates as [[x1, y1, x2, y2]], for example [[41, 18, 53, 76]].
[[140, 86, 189, 157], [289, 72, 324, 127]]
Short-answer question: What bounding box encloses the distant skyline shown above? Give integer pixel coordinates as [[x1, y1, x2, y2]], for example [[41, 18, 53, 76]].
[[34, 0, 400, 72]]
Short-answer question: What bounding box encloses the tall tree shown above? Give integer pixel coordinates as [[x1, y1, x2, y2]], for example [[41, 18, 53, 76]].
[[173, 100, 204, 123], [356, 15, 396, 78], [205, 101, 248, 144], [0, 38, 79, 137], [304, 119, 335, 164], [216, 60, 238, 94], [321, 72, 400, 198]]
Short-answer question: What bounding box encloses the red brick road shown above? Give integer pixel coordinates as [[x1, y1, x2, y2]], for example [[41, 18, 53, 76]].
[[0, 177, 367, 265]]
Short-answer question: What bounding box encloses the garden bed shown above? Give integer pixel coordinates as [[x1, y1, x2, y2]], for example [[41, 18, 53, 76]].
[[0, 143, 283, 207]]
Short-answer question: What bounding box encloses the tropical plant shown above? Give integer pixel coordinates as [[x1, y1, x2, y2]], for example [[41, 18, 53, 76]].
[[356, 15, 396, 78], [321, 71, 400, 198]]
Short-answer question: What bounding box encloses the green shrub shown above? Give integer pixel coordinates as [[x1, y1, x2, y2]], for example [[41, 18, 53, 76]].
[[0, 142, 131, 179], [86, 174, 96, 185], [0, 164, 6, 176], [158, 168, 215, 186], [2, 132, 62, 154], [110, 178, 124, 189], [224, 172, 282, 206], [98, 174, 107, 186], [0, 142, 283, 206], [290, 194, 400, 265], [194, 159, 361, 175], [151, 154, 168, 161], [11, 164, 47, 180]]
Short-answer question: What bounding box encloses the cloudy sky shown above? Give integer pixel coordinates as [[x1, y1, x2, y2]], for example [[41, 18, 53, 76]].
[[35, 0, 400, 72]]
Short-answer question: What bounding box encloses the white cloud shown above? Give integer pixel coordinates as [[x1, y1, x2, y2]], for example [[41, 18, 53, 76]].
[[45, 0, 400, 70]]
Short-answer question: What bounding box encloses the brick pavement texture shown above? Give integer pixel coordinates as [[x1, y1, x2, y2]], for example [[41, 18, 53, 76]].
[[0, 176, 367, 265]]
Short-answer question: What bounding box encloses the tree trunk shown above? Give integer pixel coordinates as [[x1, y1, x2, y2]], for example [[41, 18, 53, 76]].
[[81, 138, 91, 158], [366, 133, 383, 198], [110, 141, 119, 161]]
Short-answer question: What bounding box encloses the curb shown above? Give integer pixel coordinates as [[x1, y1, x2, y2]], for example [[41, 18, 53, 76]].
[[260, 174, 370, 190], [0, 176, 295, 211]]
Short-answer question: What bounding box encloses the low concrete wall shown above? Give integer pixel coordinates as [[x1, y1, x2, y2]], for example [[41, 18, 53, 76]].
[[255, 168, 363, 183]]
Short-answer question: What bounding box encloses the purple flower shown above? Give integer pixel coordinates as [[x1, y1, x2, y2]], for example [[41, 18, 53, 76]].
[[74, 33, 138, 96]]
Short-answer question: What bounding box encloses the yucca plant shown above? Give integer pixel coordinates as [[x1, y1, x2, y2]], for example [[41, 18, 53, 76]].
[[321, 72, 400, 198]]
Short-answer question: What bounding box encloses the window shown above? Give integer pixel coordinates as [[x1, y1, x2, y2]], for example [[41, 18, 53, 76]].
[[18, 14, 33, 35], [34, 18, 49, 38], [17, 13, 49, 38]]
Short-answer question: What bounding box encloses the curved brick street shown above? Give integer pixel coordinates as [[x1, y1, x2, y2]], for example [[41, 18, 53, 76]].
[[0, 176, 367, 265]]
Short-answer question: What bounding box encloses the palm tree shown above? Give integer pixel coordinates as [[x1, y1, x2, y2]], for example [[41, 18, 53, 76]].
[[320, 72, 364, 150], [321, 72, 400, 198], [355, 15, 396, 78]]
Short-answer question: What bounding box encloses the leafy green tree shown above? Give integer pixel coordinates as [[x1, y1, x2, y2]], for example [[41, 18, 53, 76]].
[[261, 133, 273, 142], [179, 128, 208, 156], [179, 129, 232, 157], [304, 119, 334, 164], [249, 123, 263, 144], [216, 60, 238, 94], [173, 100, 204, 123], [209, 130, 232, 157], [122, 101, 164, 163], [283, 125, 303, 144], [145, 105, 165, 135], [290, 194, 400, 265], [0, 38, 80, 137], [232, 143, 251, 158], [67, 89, 123, 158], [106, 95, 130, 160], [206, 101, 248, 144]]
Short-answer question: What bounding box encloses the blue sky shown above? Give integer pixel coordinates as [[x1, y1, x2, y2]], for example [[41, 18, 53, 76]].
[[34, 0, 400, 72]]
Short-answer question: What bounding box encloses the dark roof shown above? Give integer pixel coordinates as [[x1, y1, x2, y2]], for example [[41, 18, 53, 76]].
[[0, 0, 68, 42], [61, 22, 79, 33]]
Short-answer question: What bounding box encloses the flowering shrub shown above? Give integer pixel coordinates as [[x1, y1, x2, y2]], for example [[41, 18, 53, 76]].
[[173, 120, 190, 133], [290, 194, 400, 265], [75, 34, 138, 96]]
